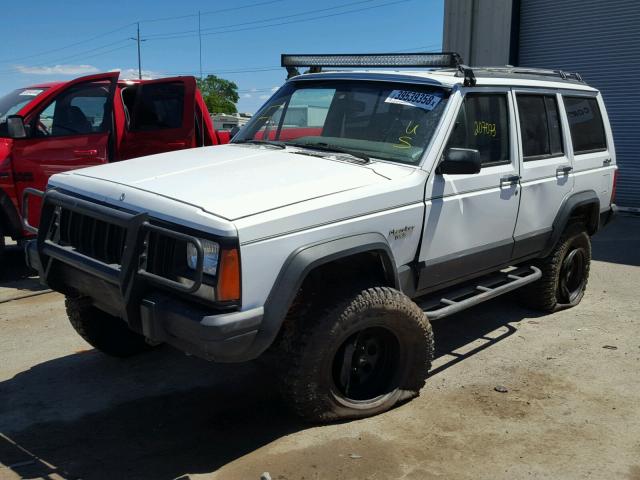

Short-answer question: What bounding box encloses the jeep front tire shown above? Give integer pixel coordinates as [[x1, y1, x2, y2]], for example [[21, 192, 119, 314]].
[[66, 297, 154, 357], [282, 287, 434, 422]]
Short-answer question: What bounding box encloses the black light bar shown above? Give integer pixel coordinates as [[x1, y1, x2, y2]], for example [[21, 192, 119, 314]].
[[281, 52, 476, 85], [281, 53, 462, 70]]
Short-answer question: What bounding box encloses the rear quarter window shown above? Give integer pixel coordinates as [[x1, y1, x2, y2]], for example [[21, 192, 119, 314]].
[[563, 96, 607, 154]]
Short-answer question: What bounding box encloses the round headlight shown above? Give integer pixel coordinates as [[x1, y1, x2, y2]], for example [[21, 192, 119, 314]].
[[187, 239, 219, 276]]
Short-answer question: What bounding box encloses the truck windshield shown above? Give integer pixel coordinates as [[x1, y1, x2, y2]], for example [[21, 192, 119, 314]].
[[234, 80, 449, 165], [0, 88, 48, 137]]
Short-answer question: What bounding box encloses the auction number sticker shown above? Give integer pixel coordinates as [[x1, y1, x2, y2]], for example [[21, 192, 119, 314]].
[[385, 90, 442, 111], [19, 89, 44, 96]]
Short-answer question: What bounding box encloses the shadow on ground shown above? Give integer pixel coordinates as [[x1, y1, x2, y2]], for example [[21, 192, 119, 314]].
[[0, 243, 44, 293], [591, 214, 640, 266], [0, 294, 541, 480]]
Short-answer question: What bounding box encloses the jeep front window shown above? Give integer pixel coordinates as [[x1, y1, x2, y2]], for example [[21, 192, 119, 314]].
[[235, 81, 449, 165]]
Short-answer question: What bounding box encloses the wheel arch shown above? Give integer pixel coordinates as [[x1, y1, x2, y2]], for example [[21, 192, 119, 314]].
[[0, 188, 23, 239], [542, 189, 600, 257], [248, 232, 399, 358]]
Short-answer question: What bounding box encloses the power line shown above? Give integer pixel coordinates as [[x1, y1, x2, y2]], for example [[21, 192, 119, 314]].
[[139, 0, 286, 24], [144, 0, 379, 39], [0, 23, 135, 64]]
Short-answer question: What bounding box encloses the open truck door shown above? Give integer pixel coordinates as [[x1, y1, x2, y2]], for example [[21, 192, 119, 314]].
[[11, 72, 119, 230], [119, 76, 198, 160]]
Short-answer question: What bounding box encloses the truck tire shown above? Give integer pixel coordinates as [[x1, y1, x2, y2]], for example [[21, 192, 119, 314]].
[[66, 297, 153, 358], [518, 224, 591, 312], [281, 286, 434, 422]]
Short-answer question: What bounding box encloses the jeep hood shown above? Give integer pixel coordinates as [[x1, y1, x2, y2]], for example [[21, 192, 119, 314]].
[[66, 144, 414, 220]]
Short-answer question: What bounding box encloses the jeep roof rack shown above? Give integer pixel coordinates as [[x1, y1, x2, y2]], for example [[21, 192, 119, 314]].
[[281, 53, 584, 86]]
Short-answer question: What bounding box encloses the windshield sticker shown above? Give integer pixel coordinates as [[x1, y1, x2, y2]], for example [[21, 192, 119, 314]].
[[385, 90, 442, 111], [19, 89, 44, 96]]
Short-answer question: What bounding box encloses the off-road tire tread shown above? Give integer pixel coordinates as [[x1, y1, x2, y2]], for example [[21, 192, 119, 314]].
[[518, 223, 591, 312], [66, 297, 152, 357], [281, 286, 434, 423]]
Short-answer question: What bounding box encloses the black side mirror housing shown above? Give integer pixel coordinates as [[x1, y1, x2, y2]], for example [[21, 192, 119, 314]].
[[437, 148, 481, 175], [7, 115, 27, 139]]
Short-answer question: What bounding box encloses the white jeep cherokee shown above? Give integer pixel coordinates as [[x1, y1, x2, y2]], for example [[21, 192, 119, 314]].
[[25, 54, 617, 422]]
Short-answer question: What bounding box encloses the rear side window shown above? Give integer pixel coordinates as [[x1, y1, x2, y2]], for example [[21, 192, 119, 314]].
[[563, 96, 607, 154], [129, 82, 185, 131], [446, 93, 510, 167], [517, 94, 564, 160]]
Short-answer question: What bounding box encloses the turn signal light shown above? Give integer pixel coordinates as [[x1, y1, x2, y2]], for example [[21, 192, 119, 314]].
[[217, 248, 240, 302]]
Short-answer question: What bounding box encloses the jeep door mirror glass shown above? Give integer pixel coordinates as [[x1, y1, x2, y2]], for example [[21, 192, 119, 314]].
[[437, 148, 481, 175], [6, 115, 27, 139]]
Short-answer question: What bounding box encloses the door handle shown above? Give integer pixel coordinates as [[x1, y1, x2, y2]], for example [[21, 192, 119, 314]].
[[500, 175, 520, 187], [603, 158, 612, 166], [556, 165, 573, 176], [73, 149, 98, 157]]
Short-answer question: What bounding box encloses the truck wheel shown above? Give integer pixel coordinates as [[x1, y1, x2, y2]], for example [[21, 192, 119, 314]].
[[518, 224, 591, 312], [282, 287, 434, 422], [66, 297, 154, 358]]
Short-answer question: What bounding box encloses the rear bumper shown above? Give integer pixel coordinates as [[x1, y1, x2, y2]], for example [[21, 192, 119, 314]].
[[25, 188, 264, 363]]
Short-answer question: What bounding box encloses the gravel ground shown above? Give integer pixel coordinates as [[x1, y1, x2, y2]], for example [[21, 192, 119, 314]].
[[1, 216, 639, 480]]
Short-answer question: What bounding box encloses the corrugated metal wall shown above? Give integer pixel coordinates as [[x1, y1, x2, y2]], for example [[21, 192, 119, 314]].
[[518, 0, 640, 208]]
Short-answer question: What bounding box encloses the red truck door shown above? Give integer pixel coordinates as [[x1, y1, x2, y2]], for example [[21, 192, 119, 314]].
[[11, 72, 118, 228], [119, 76, 197, 160]]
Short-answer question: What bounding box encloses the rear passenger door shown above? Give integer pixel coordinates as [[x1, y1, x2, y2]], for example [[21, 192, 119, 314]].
[[418, 89, 521, 291], [512, 90, 574, 259], [119, 77, 197, 160]]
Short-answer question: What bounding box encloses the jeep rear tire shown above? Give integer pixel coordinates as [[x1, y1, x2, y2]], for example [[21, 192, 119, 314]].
[[66, 297, 154, 357], [518, 224, 591, 312], [282, 287, 434, 423]]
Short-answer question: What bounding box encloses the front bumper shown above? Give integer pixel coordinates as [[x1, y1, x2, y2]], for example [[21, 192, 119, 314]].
[[25, 188, 263, 363]]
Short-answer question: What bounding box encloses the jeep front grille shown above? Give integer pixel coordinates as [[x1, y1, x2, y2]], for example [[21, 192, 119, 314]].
[[58, 208, 128, 266]]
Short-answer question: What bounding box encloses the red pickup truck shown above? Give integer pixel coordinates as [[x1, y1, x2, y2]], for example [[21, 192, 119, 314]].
[[0, 72, 230, 257]]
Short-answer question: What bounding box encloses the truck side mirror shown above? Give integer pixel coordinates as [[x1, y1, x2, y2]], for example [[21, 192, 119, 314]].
[[437, 148, 481, 175], [7, 115, 27, 139]]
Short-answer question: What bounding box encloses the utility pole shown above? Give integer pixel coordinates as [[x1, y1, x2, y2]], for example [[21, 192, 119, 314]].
[[136, 22, 142, 80], [198, 11, 203, 80]]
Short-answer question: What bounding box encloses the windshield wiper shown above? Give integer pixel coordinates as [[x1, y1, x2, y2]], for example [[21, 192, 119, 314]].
[[288, 142, 370, 163], [233, 139, 286, 149]]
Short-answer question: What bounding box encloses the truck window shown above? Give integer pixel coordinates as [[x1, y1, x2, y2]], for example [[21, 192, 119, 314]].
[[563, 96, 607, 154], [0, 88, 48, 137], [128, 82, 185, 131], [33, 81, 110, 137], [446, 93, 510, 167], [517, 94, 564, 160]]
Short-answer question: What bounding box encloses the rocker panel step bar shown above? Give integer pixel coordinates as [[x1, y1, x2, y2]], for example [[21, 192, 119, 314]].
[[418, 266, 542, 320]]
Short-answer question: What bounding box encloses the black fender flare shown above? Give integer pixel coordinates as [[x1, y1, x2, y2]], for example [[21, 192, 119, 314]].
[[246, 232, 398, 360], [542, 189, 600, 257], [0, 188, 22, 239]]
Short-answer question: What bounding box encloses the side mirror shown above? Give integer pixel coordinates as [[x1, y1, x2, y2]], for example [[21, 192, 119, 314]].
[[437, 148, 481, 175], [7, 115, 27, 139], [229, 125, 241, 138]]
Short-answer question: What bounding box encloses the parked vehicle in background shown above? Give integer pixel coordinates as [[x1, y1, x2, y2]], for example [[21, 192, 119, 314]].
[[25, 54, 617, 422], [0, 72, 231, 257]]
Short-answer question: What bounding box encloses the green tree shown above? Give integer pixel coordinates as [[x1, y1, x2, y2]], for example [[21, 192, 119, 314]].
[[196, 75, 239, 114]]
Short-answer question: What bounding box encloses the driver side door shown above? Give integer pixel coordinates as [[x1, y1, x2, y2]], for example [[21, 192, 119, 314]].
[[11, 72, 118, 228], [417, 88, 521, 292]]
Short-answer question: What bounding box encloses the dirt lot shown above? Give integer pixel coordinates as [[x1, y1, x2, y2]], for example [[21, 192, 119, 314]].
[[1, 216, 639, 480]]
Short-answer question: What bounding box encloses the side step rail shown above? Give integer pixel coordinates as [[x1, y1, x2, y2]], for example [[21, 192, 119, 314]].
[[422, 266, 542, 320]]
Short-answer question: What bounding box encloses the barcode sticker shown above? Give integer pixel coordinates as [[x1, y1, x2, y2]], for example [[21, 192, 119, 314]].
[[384, 90, 442, 111]]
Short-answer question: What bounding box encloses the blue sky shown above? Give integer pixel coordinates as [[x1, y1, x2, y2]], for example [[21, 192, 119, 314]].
[[0, 0, 443, 113]]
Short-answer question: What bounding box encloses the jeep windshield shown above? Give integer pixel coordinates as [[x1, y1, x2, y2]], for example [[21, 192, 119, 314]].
[[0, 87, 48, 137], [234, 80, 449, 165]]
